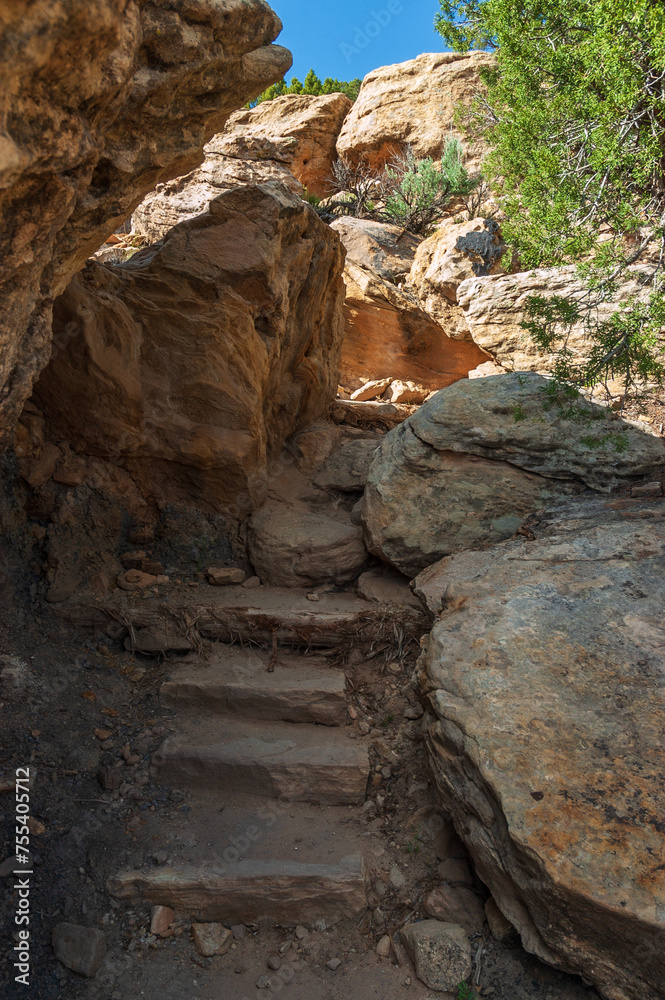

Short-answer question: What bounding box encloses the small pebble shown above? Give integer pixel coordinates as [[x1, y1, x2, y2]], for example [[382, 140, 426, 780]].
[[267, 955, 281, 971], [327, 957, 342, 971], [295, 925, 309, 939]]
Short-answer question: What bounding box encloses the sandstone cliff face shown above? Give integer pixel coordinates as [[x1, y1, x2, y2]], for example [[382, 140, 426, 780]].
[[32, 183, 346, 516], [133, 92, 351, 240], [336, 51, 494, 171], [415, 496, 665, 1000], [0, 0, 292, 449], [331, 218, 487, 392]]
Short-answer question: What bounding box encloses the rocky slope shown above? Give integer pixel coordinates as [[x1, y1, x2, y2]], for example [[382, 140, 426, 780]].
[[0, 0, 291, 449]]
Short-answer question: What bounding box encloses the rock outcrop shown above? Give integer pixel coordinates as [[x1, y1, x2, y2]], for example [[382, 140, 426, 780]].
[[415, 496, 665, 1000], [362, 373, 665, 575], [331, 218, 487, 392], [408, 218, 506, 337], [33, 183, 346, 516], [133, 92, 351, 239], [0, 0, 291, 449], [458, 264, 655, 371], [336, 52, 494, 171]]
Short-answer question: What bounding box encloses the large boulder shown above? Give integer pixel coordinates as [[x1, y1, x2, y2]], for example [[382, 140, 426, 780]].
[[336, 51, 494, 171], [415, 496, 665, 1000], [33, 183, 346, 516], [408, 218, 506, 337], [458, 264, 654, 371], [362, 373, 665, 575], [0, 0, 291, 449], [133, 92, 352, 239], [331, 218, 487, 392]]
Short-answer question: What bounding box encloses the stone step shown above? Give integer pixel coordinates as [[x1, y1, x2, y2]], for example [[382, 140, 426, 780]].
[[62, 585, 430, 651], [160, 648, 347, 726], [108, 855, 366, 926], [152, 718, 369, 805]]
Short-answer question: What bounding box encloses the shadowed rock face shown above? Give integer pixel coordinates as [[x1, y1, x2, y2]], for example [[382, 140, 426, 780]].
[[0, 0, 292, 448], [33, 183, 346, 516], [415, 496, 665, 1000]]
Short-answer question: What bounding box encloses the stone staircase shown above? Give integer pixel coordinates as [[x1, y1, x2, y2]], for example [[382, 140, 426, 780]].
[[107, 643, 372, 926]]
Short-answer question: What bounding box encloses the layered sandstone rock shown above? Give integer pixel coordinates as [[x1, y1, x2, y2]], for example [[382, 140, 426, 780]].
[[331, 218, 487, 392], [0, 0, 291, 448], [33, 183, 345, 516], [133, 92, 351, 239], [336, 51, 494, 171], [362, 373, 665, 575], [458, 264, 655, 371], [408, 218, 506, 337], [415, 496, 665, 1000]]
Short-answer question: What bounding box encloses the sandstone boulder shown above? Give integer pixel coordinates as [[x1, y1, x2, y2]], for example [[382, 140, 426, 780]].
[[313, 439, 380, 492], [248, 504, 367, 588], [408, 218, 506, 336], [33, 183, 345, 517], [362, 373, 665, 575], [416, 496, 665, 1000], [133, 93, 351, 240], [458, 264, 655, 371], [332, 220, 487, 392], [0, 0, 291, 448], [336, 51, 494, 171]]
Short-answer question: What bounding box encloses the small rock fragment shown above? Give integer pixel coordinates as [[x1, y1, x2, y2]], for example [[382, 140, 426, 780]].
[[295, 924, 309, 940], [117, 569, 158, 591], [150, 905, 174, 938], [256, 974, 273, 989], [327, 957, 342, 971], [632, 482, 661, 497], [389, 865, 406, 889], [401, 920, 472, 993], [351, 378, 393, 402], [404, 704, 424, 720], [376, 934, 392, 958], [231, 924, 247, 940], [52, 922, 106, 978], [242, 576, 261, 590], [267, 955, 281, 970], [206, 567, 245, 586], [191, 922, 233, 957]]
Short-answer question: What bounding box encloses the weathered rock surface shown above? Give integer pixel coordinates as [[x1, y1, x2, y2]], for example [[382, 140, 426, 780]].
[[409, 218, 506, 335], [191, 922, 233, 957], [34, 183, 345, 516], [356, 568, 423, 609], [152, 718, 369, 805], [423, 885, 486, 935], [52, 922, 106, 978], [336, 51, 494, 171], [333, 220, 487, 392], [248, 504, 367, 587], [400, 920, 472, 993], [458, 264, 654, 371], [108, 856, 367, 925], [362, 373, 665, 575], [160, 649, 347, 726], [330, 218, 421, 283], [313, 439, 380, 492], [133, 93, 351, 239], [0, 0, 291, 447], [417, 496, 665, 1000]]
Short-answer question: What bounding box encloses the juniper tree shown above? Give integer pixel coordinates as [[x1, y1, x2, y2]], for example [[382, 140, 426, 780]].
[[436, 0, 665, 398]]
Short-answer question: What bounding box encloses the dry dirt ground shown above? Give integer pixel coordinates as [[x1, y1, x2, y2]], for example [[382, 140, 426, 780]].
[[0, 574, 602, 1000]]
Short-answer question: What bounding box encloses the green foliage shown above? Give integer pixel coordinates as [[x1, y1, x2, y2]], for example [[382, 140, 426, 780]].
[[384, 139, 476, 233], [456, 983, 478, 1000], [251, 70, 361, 107], [435, 0, 665, 399]]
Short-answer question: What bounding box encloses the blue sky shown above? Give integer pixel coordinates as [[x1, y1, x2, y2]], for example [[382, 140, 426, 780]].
[[270, 0, 446, 83]]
